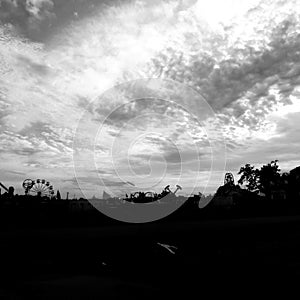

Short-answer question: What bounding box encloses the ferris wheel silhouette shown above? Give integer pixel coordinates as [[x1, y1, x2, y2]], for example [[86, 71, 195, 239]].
[[22, 179, 54, 197]]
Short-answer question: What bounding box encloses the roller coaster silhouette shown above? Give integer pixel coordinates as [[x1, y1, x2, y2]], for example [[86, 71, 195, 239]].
[[125, 185, 182, 204]]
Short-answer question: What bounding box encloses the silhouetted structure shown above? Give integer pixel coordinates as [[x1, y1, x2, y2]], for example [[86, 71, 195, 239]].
[[1, 160, 300, 228], [224, 172, 235, 186], [289, 166, 300, 201], [0, 182, 14, 197], [125, 185, 183, 204], [23, 179, 54, 197]]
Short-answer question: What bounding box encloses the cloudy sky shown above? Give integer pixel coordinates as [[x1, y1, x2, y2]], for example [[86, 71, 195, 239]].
[[0, 0, 300, 198]]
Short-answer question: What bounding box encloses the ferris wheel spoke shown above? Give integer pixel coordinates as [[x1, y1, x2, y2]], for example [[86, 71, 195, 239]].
[[32, 187, 40, 193], [41, 187, 48, 193]]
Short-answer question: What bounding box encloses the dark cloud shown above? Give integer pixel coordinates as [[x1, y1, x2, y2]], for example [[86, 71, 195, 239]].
[[131, 147, 208, 166], [64, 176, 129, 187], [77, 96, 94, 114], [17, 55, 52, 76], [94, 97, 201, 139], [19, 121, 50, 137], [0, 89, 10, 128], [0, 106, 7, 127], [11, 147, 41, 156], [0, 122, 72, 159], [0, 0, 56, 40], [0, 0, 137, 41], [94, 98, 172, 127], [18, 121, 73, 149], [147, 8, 300, 130]]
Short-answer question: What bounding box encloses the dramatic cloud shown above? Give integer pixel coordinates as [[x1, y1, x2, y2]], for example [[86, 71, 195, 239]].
[[0, 0, 56, 39], [0, 0, 300, 197]]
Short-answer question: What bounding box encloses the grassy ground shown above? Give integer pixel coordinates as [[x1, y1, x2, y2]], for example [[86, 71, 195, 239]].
[[1, 215, 300, 298]]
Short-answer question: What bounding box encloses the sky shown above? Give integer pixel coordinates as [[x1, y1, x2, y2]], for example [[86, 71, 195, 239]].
[[0, 0, 300, 198]]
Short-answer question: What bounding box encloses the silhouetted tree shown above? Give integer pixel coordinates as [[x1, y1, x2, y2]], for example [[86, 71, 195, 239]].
[[238, 164, 260, 193], [259, 160, 281, 198], [289, 166, 300, 201], [280, 172, 290, 188], [56, 190, 61, 200], [238, 160, 282, 198]]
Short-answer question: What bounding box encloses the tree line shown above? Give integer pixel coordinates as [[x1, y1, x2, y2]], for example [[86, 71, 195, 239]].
[[238, 160, 299, 200]]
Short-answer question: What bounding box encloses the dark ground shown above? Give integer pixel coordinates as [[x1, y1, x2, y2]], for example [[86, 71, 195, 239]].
[[1, 215, 300, 299]]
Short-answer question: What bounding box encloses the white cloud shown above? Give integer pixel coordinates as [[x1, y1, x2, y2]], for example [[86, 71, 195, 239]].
[[0, 0, 300, 196]]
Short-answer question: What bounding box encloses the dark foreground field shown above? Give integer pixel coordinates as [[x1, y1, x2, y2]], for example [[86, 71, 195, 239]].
[[1, 215, 300, 299]]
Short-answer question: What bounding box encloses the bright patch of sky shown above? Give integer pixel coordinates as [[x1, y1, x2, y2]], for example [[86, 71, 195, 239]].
[[0, 0, 300, 197]]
